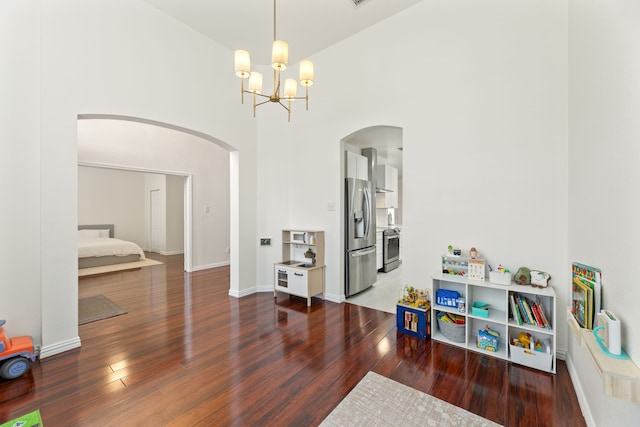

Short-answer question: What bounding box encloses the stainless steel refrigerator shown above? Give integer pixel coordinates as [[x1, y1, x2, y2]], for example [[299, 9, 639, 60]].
[[345, 177, 377, 297]]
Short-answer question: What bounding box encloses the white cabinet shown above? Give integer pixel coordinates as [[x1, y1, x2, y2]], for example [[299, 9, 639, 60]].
[[376, 231, 383, 270], [375, 164, 398, 208], [346, 151, 368, 181], [274, 229, 325, 306], [431, 275, 556, 373]]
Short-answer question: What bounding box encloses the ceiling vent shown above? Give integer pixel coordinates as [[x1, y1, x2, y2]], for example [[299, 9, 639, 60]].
[[350, 0, 367, 7]]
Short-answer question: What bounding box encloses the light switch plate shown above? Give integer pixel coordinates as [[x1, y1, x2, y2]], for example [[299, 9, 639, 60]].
[[260, 238, 271, 246]]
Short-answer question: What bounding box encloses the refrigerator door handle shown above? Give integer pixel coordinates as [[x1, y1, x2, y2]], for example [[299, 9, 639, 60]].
[[363, 185, 371, 239], [351, 248, 376, 257]]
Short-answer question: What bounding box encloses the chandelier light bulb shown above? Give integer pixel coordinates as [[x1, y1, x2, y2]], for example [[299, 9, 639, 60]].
[[284, 78, 298, 99], [271, 40, 289, 70], [234, 50, 251, 78], [299, 60, 314, 86], [248, 72, 263, 93]]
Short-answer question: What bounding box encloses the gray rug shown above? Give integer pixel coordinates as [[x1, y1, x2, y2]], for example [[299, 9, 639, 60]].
[[321, 371, 502, 427], [79, 295, 127, 325]]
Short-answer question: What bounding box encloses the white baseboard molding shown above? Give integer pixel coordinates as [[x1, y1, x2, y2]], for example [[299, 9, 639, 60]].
[[191, 260, 230, 272], [323, 293, 344, 304], [39, 336, 81, 359], [228, 286, 258, 298], [565, 354, 596, 427], [158, 250, 184, 256]]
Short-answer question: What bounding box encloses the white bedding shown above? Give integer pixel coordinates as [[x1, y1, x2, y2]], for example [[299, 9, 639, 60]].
[[78, 237, 146, 260]]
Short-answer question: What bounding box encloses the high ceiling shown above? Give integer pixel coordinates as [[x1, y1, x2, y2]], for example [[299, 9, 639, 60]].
[[144, 0, 421, 65]]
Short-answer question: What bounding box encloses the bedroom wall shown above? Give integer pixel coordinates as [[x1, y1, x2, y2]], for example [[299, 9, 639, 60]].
[[567, 0, 640, 424], [78, 166, 147, 247], [3, 0, 257, 356], [164, 175, 185, 255]]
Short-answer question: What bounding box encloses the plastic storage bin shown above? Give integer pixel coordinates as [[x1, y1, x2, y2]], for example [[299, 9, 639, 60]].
[[509, 345, 553, 371], [489, 271, 511, 285]]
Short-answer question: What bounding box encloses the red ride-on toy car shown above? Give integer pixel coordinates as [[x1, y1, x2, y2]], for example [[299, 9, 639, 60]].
[[0, 320, 36, 380]]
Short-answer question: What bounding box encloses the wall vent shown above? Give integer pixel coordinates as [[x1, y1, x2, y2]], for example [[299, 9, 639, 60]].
[[350, 0, 367, 7]]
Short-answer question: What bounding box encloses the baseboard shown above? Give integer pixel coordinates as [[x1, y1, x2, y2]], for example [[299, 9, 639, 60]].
[[39, 336, 81, 359], [565, 354, 596, 427], [228, 286, 258, 298], [158, 250, 184, 256], [191, 260, 230, 271], [324, 292, 344, 304]]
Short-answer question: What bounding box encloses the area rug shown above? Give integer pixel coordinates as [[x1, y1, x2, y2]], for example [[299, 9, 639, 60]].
[[78, 295, 127, 325], [78, 258, 163, 277], [320, 371, 502, 427]]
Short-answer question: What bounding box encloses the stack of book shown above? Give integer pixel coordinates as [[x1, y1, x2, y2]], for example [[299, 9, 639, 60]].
[[510, 293, 551, 329]]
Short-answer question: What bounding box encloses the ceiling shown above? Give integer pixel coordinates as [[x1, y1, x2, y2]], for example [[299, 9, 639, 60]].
[[144, 0, 421, 65]]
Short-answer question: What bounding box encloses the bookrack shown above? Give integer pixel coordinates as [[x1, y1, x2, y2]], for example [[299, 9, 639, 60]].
[[566, 308, 640, 403]]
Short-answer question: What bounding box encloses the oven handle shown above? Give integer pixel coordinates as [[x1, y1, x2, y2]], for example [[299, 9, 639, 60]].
[[385, 235, 399, 240]]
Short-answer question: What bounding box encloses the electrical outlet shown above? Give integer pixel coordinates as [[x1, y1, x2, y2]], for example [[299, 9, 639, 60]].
[[260, 238, 271, 246]]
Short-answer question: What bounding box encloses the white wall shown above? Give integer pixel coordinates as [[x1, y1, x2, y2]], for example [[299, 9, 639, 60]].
[[567, 0, 640, 424], [255, 0, 569, 347], [166, 175, 185, 254], [3, 0, 257, 356], [0, 0, 42, 338], [78, 166, 147, 246]]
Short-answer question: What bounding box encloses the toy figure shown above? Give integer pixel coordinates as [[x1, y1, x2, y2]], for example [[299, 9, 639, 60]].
[[530, 270, 551, 287], [0, 320, 36, 380], [514, 267, 531, 285]]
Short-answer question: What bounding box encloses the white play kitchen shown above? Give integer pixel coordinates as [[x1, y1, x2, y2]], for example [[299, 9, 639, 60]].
[[274, 230, 325, 306]]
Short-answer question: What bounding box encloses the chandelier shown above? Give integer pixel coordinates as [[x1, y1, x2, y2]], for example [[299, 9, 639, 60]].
[[234, 0, 314, 122]]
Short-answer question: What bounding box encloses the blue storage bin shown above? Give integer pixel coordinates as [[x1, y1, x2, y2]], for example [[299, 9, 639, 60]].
[[436, 289, 461, 308]]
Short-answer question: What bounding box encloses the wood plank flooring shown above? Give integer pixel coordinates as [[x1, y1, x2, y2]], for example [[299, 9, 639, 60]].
[[0, 254, 586, 426]]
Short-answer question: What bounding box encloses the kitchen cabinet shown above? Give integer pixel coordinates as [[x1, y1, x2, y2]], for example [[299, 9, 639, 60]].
[[346, 151, 368, 181], [432, 275, 556, 373], [376, 230, 383, 270], [375, 164, 398, 208], [274, 230, 325, 306]]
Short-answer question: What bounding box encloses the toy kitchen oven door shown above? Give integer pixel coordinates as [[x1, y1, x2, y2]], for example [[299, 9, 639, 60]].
[[382, 228, 400, 272]]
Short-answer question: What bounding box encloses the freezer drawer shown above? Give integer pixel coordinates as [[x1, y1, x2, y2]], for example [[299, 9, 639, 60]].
[[346, 247, 377, 297]]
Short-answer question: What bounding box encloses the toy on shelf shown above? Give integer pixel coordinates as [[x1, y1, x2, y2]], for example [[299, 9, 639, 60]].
[[530, 270, 551, 288], [398, 285, 430, 309], [514, 267, 531, 285], [477, 325, 500, 351], [0, 320, 36, 380]]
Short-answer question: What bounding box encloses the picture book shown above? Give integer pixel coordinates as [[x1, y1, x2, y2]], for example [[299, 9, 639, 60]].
[[571, 262, 600, 329]]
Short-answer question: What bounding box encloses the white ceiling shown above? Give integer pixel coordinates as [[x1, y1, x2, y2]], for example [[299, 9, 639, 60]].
[[144, 0, 421, 66]]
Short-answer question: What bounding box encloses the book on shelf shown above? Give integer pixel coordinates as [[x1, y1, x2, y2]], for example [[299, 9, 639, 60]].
[[571, 262, 601, 330], [510, 293, 551, 329]]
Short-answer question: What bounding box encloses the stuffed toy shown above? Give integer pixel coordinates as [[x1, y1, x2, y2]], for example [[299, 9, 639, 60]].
[[530, 270, 551, 288], [514, 267, 531, 285]]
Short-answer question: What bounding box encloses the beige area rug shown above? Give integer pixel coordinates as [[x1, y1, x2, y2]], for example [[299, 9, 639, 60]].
[[320, 371, 502, 427], [78, 258, 163, 277], [79, 295, 127, 325]]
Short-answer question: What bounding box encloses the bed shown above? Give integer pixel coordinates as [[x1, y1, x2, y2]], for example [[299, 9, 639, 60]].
[[78, 224, 146, 269]]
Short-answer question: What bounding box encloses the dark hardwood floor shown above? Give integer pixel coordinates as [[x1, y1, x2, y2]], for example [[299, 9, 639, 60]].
[[0, 254, 585, 426]]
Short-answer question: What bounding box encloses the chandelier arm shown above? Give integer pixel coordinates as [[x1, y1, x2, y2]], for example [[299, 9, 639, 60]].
[[254, 98, 272, 108], [244, 90, 271, 100]]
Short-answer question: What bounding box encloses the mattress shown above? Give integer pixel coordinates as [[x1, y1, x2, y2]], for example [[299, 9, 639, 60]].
[[78, 237, 146, 260]]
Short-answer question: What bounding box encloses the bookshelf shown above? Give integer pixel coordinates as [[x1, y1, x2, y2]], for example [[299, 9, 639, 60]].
[[432, 275, 556, 373]]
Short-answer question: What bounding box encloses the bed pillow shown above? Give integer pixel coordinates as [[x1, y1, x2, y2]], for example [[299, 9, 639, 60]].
[[78, 229, 101, 239], [97, 229, 110, 238]]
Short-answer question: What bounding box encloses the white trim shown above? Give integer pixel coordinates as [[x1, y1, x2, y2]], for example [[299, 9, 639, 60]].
[[191, 260, 230, 272], [324, 293, 344, 304], [39, 337, 82, 359], [565, 355, 596, 427]]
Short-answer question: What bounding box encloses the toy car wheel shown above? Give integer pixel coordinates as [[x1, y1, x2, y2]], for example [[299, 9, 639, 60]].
[[0, 357, 31, 380]]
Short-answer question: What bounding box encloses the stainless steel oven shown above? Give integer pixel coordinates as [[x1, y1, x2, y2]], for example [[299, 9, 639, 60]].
[[382, 228, 400, 272]]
